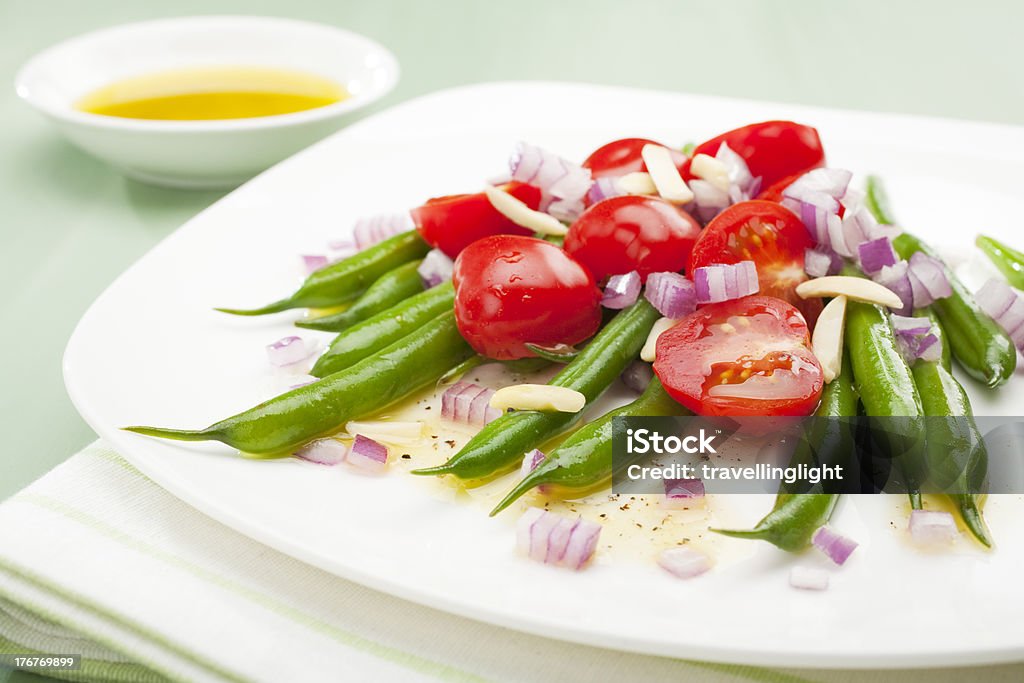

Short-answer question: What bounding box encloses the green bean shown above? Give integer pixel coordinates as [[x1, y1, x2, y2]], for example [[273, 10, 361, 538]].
[[412, 299, 661, 481], [296, 260, 425, 331], [712, 351, 858, 551], [976, 235, 1024, 289], [490, 377, 689, 515], [311, 282, 454, 378], [125, 310, 473, 456], [216, 230, 430, 315]]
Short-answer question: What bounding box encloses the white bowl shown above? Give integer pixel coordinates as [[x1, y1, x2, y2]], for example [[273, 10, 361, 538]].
[[14, 16, 399, 189]]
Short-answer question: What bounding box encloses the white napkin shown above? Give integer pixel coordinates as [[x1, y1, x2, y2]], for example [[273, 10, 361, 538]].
[[0, 442, 1020, 683]]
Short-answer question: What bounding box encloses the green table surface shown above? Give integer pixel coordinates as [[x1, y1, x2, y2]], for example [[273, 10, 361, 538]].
[[1, 0, 1021, 680]]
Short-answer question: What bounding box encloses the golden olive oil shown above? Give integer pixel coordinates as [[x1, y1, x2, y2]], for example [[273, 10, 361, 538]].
[[77, 66, 346, 121]]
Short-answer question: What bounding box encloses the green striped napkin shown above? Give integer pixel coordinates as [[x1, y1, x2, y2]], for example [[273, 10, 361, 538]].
[[0, 442, 1020, 683]]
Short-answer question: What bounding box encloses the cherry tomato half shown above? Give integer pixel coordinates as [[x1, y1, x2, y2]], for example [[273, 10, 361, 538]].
[[564, 195, 702, 283], [653, 295, 823, 417], [453, 235, 602, 360], [689, 200, 822, 327], [411, 181, 541, 258], [682, 121, 825, 189], [582, 138, 688, 179]]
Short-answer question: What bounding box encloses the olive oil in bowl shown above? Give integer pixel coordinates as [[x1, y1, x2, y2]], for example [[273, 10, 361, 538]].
[[77, 66, 347, 121]]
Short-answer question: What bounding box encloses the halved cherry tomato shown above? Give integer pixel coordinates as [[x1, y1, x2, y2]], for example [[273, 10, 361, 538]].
[[563, 195, 702, 283], [681, 121, 824, 189], [689, 200, 822, 327], [582, 138, 687, 179], [453, 235, 601, 360], [411, 181, 541, 258], [653, 295, 823, 417]]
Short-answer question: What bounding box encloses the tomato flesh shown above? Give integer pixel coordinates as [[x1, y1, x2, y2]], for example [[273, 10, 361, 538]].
[[564, 195, 702, 283], [453, 235, 602, 360], [411, 181, 541, 258], [653, 296, 823, 417], [582, 138, 688, 179], [689, 200, 822, 327]]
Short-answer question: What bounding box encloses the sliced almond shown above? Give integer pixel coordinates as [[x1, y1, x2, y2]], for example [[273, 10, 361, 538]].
[[490, 384, 586, 413], [812, 295, 847, 383], [795, 276, 903, 309], [345, 420, 425, 445], [484, 185, 568, 236], [690, 153, 730, 192], [617, 171, 658, 195], [640, 144, 694, 205], [640, 317, 679, 362]]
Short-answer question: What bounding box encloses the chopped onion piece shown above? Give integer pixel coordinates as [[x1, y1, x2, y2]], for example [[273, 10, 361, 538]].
[[641, 144, 694, 205], [353, 212, 413, 250], [812, 295, 847, 383], [295, 438, 347, 466], [890, 314, 933, 335], [520, 449, 545, 478], [266, 336, 319, 367], [873, 261, 913, 316], [602, 271, 641, 309], [621, 360, 653, 393], [640, 317, 679, 362], [484, 184, 567, 236], [301, 254, 329, 274], [690, 153, 730, 192], [663, 478, 705, 508], [858, 237, 898, 274], [907, 252, 953, 305], [588, 176, 624, 204], [714, 142, 756, 196], [347, 434, 389, 472], [490, 384, 586, 413], [783, 168, 852, 202], [345, 420, 424, 446], [795, 276, 903, 309], [811, 526, 858, 565], [509, 142, 593, 221], [658, 547, 711, 579], [789, 566, 829, 591], [693, 261, 759, 304], [908, 510, 958, 545], [441, 381, 501, 426], [688, 179, 730, 224], [645, 271, 697, 318], [418, 249, 454, 288], [976, 278, 1024, 350], [516, 508, 601, 570], [804, 248, 842, 278]]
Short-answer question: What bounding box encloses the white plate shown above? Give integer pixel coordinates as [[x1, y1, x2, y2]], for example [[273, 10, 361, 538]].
[[64, 82, 1024, 669]]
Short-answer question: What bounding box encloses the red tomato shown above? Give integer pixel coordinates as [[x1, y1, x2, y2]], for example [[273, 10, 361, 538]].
[[681, 121, 825, 189], [453, 235, 602, 360], [689, 200, 822, 327], [582, 138, 688, 179], [411, 182, 541, 258], [563, 195, 702, 283], [653, 296, 823, 417]]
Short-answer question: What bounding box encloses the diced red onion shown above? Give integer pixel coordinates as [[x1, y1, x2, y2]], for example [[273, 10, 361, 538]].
[[803, 248, 842, 278], [520, 448, 545, 478], [658, 547, 711, 579], [516, 508, 601, 570], [588, 177, 624, 204], [688, 179, 730, 224], [294, 438, 347, 465], [873, 261, 913, 316], [908, 509, 958, 544], [693, 261, 759, 304], [783, 168, 852, 202], [907, 252, 952, 307], [891, 314, 933, 335], [441, 381, 501, 426], [975, 278, 1024, 350], [891, 314, 942, 363], [621, 360, 653, 393], [715, 142, 756, 196], [301, 254, 329, 274], [509, 142, 593, 222], [353, 212, 413, 250], [602, 271, 641, 309], [857, 237, 898, 274], [645, 272, 697, 318], [811, 526, 858, 565], [663, 478, 705, 508], [789, 566, 829, 591], [347, 434, 388, 472], [266, 336, 319, 367], [418, 249, 454, 288]]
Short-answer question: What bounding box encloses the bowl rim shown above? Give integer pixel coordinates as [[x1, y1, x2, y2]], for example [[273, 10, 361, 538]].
[[13, 15, 400, 133]]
